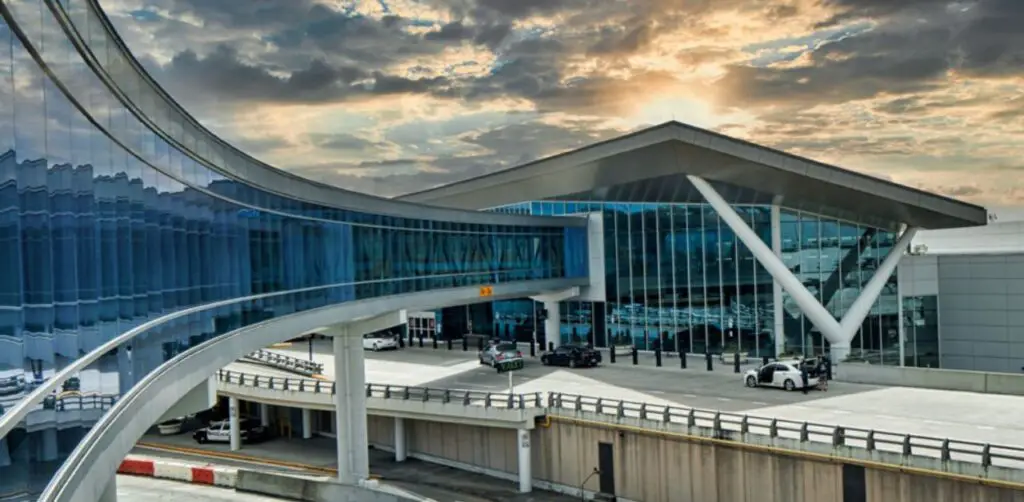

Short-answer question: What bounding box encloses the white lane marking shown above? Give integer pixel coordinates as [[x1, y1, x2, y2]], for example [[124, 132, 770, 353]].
[[752, 402, 768, 406], [717, 397, 731, 402], [683, 394, 697, 398], [976, 426, 995, 430], [649, 390, 666, 395]]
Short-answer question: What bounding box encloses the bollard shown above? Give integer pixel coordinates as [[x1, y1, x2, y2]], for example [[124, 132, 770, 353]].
[[432, 337, 438, 349], [447, 338, 452, 350], [610, 346, 616, 364], [655, 347, 662, 367], [529, 340, 536, 357], [631, 347, 638, 365], [733, 352, 741, 374], [826, 359, 833, 380], [548, 342, 554, 352], [408, 331, 413, 348], [680, 350, 687, 368], [418, 335, 424, 348], [762, 355, 769, 366], [705, 351, 713, 371], [462, 336, 468, 351], [477, 337, 484, 351]]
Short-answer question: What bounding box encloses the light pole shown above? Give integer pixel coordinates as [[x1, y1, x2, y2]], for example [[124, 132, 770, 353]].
[[579, 467, 600, 500]]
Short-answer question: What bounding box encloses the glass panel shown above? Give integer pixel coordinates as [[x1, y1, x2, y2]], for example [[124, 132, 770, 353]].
[[0, 4, 588, 496]]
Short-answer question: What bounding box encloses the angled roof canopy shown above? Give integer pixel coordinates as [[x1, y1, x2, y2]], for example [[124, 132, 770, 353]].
[[397, 121, 987, 231]]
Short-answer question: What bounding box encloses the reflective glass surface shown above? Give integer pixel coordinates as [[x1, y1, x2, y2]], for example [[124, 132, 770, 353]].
[[0, 1, 585, 498], [902, 295, 939, 368], [778, 209, 899, 362], [492, 201, 776, 354], [492, 201, 901, 360]]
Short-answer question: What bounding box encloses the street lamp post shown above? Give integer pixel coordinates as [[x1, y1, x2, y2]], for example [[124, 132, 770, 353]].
[[579, 467, 600, 501]]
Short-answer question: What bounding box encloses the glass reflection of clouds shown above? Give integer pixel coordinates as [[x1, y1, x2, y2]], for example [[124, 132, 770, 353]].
[[0, 1, 586, 499]]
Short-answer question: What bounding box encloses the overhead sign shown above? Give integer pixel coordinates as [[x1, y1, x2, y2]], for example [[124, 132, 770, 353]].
[[479, 286, 493, 297]]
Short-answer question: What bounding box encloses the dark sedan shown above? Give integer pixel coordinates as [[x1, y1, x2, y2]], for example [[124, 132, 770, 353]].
[[540, 344, 602, 368]]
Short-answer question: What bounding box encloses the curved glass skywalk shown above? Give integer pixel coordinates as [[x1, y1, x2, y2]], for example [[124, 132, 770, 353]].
[[0, 1, 588, 499]]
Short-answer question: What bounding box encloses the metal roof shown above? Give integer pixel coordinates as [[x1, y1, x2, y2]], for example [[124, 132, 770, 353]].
[[397, 121, 987, 230]]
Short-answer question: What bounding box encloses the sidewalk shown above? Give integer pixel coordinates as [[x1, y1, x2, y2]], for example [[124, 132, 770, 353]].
[[137, 433, 578, 501]]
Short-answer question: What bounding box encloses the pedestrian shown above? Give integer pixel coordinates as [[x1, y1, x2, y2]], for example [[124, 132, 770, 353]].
[[800, 365, 809, 394]]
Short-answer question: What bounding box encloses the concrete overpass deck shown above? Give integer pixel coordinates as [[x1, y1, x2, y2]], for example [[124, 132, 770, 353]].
[[249, 344, 1024, 453]]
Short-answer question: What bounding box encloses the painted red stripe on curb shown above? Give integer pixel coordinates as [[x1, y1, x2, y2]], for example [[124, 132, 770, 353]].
[[191, 467, 215, 485], [118, 459, 155, 476]]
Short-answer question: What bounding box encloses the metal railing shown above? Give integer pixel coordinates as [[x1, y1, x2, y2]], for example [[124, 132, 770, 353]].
[[544, 393, 1024, 470], [214, 369, 1024, 470], [217, 370, 542, 409], [0, 393, 118, 416], [243, 348, 324, 376]]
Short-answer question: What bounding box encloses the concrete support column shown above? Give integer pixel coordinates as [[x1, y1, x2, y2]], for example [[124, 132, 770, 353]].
[[332, 331, 353, 484], [770, 202, 785, 357], [544, 300, 561, 350], [260, 403, 270, 427], [517, 429, 532, 493], [228, 396, 241, 452], [98, 475, 117, 502], [394, 417, 407, 462], [332, 327, 370, 483], [302, 408, 313, 439]]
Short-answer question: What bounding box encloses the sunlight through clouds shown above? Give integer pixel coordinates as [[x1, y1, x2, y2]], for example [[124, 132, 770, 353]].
[[99, 0, 1024, 203]]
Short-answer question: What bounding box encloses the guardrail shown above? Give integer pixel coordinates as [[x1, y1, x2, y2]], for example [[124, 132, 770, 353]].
[[214, 370, 1024, 470], [217, 370, 542, 409], [242, 348, 324, 376], [0, 393, 118, 416]]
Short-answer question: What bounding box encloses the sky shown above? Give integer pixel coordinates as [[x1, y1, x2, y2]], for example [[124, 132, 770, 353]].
[[102, 0, 1024, 208]]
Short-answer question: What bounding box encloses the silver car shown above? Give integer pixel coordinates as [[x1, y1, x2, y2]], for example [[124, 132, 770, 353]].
[[478, 342, 522, 367]]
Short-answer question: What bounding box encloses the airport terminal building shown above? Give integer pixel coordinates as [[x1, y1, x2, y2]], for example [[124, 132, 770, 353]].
[[399, 123, 990, 368]]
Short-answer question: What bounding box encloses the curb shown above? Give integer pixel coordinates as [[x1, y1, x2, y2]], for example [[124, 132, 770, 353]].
[[118, 455, 237, 488]]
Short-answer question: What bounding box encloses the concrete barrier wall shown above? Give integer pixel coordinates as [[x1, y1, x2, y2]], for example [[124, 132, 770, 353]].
[[367, 415, 1024, 502], [837, 364, 1024, 395], [235, 469, 418, 502], [367, 415, 518, 475], [865, 468, 1024, 502], [532, 419, 843, 502]]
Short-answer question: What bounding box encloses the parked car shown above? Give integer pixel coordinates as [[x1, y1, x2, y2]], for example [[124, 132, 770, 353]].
[[157, 417, 186, 435], [193, 417, 268, 444], [0, 375, 26, 397], [363, 332, 399, 351], [744, 360, 812, 391], [540, 344, 602, 368], [478, 342, 522, 368]]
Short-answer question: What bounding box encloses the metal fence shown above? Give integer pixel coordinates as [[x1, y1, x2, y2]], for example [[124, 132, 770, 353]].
[[243, 348, 324, 376], [215, 370, 1024, 470]]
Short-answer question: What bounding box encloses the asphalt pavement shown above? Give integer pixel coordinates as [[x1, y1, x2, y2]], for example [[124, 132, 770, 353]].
[[367, 345, 881, 413]]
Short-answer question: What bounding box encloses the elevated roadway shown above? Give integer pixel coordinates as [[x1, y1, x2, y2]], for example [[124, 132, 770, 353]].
[[241, 345, 1024, 450]]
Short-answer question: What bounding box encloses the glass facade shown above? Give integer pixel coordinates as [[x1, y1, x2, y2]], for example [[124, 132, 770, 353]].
[[0, 1, 586, 499], [491, 201, 902, 363], [902, 295, 939, 368]]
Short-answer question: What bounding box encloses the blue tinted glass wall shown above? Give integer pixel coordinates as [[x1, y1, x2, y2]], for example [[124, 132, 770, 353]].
[[0, 1, 585, 498], [491, 200, 776, 354]]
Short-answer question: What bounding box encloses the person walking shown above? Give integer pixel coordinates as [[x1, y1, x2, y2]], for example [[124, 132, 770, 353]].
[[800, 364, 810, 394]]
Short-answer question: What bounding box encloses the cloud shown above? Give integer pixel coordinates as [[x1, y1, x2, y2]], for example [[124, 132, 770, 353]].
[[95, 0, 1024, 206]]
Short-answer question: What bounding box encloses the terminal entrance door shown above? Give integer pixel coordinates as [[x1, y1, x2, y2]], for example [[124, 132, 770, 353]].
[[598, 441, 615, 497]]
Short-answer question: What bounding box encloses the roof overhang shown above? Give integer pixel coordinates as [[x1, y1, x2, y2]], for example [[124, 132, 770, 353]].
[[397, 122, 987, 231]]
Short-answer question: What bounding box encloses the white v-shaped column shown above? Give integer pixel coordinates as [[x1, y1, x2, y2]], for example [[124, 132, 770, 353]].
[[687, 175, 917, 356]]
